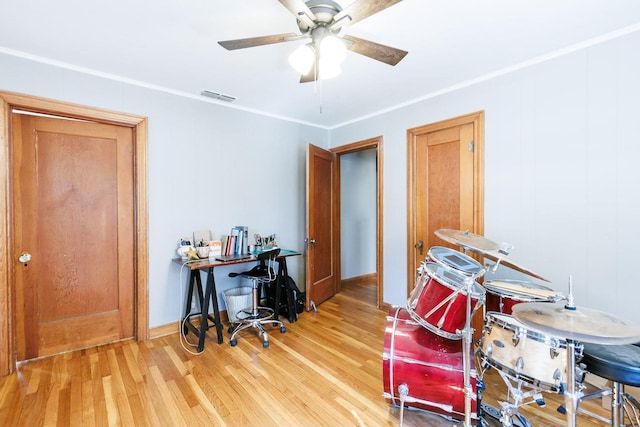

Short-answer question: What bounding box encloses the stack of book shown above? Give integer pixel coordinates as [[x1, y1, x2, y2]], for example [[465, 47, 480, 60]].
[[223, 226, 248, 256]]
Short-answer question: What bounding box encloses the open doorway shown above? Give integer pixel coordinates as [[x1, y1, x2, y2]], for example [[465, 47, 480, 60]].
[[332, 136, 383, 309]]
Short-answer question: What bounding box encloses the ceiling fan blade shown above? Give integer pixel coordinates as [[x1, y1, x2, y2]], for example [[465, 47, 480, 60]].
[[299, 61, 319, 83], [278, 0, 318, 30], [299, 70, 318, 84], [343, 35, 407, 66], [330, 0, 403, 30], [218, 33, 300, 50]]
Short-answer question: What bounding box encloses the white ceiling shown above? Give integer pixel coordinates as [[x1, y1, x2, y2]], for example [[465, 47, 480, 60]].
[[2, 0, 640, 128]]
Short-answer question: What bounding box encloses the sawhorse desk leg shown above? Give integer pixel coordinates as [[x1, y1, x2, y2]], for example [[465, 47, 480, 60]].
[[182, 267, 223, 352]]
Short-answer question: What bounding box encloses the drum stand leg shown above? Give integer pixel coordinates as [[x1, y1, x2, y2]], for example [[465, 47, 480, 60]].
[[491, 369, 540, 427], [460, 276, 477, 427], [563, 340, 582, 427]]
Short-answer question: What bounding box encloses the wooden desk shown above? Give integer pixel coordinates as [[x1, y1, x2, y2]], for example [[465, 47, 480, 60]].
[[173, 249, 300, 351]]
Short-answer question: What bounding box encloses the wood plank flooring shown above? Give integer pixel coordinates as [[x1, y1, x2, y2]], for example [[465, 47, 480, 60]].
[[0, 281, 615, 426]]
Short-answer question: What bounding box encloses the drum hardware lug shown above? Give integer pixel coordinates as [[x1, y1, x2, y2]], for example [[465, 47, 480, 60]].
[[553, 368, 562, 382], [512, 331, 522, 347], [558, 382, 566, 395], [575, 342, 584, 358], [575, 363, 587, 384], [486, 344, 493, 356], [549, 338, 560, 359], [483, 324, 492, 334], [397, 383, 409, 398], [515, 357, 524, 371]]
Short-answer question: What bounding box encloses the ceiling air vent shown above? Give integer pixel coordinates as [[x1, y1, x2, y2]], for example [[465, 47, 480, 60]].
[[200, 90, 236, 103]]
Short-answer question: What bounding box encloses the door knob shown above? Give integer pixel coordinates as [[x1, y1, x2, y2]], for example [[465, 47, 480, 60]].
[[18, 252, 32, 264], [415, 240, 424, 255]]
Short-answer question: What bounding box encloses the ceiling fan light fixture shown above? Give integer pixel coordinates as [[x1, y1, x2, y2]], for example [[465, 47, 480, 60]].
[[319, 34, 347, 65], [289, 44, 315, 75], [319, 59, 342, 80]]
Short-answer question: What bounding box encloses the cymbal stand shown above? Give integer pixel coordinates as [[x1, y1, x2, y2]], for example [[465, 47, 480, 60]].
[[457, 247, 488, 426], [563, 339, 582, 427], [458, 268, 486, 427], [562, 277, 582, 427]]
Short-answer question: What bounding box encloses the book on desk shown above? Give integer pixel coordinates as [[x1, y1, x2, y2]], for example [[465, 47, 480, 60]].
[[215, 253, 252, 262]]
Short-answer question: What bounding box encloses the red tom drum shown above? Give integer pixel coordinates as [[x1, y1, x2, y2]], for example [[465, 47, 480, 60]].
[[408, 261, 485, 339], [383, 306, 477, 421], [427, 246, 484, 277], [484, 279, 557, 314]]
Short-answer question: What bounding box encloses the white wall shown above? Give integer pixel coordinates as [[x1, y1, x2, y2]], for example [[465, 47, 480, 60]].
[[340, 149, 377, 279], [330, 30, 640, 324], [3, 27, 640, 328], [0, 53, 329, 328]]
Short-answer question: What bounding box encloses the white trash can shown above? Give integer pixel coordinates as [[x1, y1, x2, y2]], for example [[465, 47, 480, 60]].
[[223, 286, 252, 323]]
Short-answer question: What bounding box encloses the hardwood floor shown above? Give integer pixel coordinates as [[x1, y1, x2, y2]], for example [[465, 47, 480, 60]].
[[0, 282, 616, 426]]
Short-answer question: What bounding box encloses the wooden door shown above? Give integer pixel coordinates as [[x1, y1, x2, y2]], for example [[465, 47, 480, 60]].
[[407, 112, 484, 294], [305, 143, 337, 310], [13, 113, 135, 360]]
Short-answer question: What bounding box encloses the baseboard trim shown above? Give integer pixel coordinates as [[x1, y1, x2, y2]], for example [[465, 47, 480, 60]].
[[149, 311, 230, 339]]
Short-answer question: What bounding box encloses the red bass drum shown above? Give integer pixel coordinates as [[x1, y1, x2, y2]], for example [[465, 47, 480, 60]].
[[382, 306, 477, 421]]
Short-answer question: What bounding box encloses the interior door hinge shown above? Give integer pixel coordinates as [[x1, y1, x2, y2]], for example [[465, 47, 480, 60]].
[[468, 141, 474, 152]]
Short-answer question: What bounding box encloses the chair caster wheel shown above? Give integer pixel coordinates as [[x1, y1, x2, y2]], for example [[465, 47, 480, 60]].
[[230, 339, 237, 347], [280, 326, 286, 333], [263, 341, 269, 348]]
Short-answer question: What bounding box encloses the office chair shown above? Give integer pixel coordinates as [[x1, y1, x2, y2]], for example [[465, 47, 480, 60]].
[[228, 248, 286, 347]]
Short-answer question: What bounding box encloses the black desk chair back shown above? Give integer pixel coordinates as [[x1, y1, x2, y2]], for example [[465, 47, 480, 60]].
[[228, 248, 285, 347]]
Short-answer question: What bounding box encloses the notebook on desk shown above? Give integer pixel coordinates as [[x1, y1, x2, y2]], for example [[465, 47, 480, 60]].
[[215, 254, 253, 262]]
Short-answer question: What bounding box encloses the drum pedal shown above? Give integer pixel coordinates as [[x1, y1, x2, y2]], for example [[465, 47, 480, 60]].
[[534, 393, 546, 407]]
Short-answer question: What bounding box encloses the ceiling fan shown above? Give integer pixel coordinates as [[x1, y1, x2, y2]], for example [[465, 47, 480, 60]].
[[218, 0, 408, 83]]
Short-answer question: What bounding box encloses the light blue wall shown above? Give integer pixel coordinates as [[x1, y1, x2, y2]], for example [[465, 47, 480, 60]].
[[0, 53, 329, 328], [330, 30, 640, 323], [3, 27, 640, 327], [340, 149, 377, 279]]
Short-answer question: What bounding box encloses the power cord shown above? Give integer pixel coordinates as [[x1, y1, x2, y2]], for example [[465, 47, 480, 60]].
[[178, 260, 205, 355]]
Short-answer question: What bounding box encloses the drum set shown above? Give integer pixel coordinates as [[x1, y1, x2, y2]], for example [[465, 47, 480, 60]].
[[383, 229, 640, 426]]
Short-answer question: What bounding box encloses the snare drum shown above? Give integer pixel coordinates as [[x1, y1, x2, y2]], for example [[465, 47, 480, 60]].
[[427, 246, 485, 277], [484, 279, 557, 314], [408, 262, 486, 340], [477, 311, 582, 392], [383, 306, 477, 420]]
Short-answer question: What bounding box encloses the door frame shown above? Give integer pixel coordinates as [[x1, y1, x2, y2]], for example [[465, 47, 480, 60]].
[[406, 111, 485, 296], [0, 91, 149, 376], [332, 136, 384, 309]]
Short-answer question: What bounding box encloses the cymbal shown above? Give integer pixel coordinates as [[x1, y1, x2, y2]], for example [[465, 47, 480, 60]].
[[435, 229, 549, 282], [512, 302, 640, 345], [482, 249, 550, 282], [434, 229, 499, 252]]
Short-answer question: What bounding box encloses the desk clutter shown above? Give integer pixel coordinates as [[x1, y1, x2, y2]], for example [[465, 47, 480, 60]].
[[173, 227, 301, 353], [385, 229, 640, 427], [176, 228, 279, 261]]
